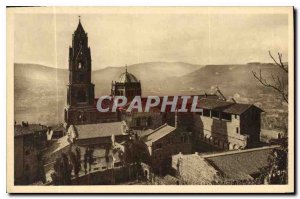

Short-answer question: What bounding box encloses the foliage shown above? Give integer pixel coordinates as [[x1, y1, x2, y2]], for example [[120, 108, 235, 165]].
[[259, 141, 288, 184], [51, 153, 73, 185], [123, 139, 150, 166], [69, 147, 81, 177]]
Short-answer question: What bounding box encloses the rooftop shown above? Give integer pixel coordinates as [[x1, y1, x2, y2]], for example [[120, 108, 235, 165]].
[[14, 123, 48, 137], [172, 153, 219, 185], [74, 121, 127, 140], [144, 124, 176, 146], [197, 98, 233, 110], [202, 146, 279, 180], [223, 103, 262, 115], [118, 67, 139, 83], [197, 98, 263, 115]]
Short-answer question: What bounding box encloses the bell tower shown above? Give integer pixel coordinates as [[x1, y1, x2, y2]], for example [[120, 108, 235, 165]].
[[64, 17, 96, 125]]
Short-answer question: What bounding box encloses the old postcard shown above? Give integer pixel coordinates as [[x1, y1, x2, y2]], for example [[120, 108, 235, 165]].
[[7, 7, 294, 193]]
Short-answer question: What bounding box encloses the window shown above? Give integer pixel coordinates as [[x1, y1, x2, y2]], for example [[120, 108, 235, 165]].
[[236, 127, 239, 134], [78, 62, 82, 69], [221, 113, 232, 121], [211, 110, 219, 118]]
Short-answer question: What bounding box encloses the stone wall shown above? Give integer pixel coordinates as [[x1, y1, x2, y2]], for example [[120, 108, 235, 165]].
[[194, 114, 248, 150]]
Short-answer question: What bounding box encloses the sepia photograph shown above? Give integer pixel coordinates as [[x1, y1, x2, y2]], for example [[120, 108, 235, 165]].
[[6, 6, 294, 193]]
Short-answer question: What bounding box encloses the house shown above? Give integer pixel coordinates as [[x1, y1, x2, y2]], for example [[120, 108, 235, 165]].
[[194, 98, 263, 150], [14, 122, 48, 185], [142, 123, 192, 174], [68, 121, 129, 147]]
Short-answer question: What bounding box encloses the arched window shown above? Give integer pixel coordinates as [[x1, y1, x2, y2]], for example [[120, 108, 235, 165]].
[[78, 62, 83, 69], [77, 90, 86, 102]]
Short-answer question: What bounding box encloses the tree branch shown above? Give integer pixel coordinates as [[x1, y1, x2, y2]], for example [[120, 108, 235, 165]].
[[269, 51, 288, 73]]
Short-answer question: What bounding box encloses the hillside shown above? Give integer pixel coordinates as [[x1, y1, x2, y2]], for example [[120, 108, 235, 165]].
[[14, 62, 202, 125], [14, 62, 288, 129]]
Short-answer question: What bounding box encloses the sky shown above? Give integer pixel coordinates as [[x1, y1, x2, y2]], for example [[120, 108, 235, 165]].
[[14, 11, 289, 70]]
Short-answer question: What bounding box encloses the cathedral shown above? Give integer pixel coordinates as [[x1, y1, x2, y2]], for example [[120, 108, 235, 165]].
[[64, 19, 141, 125]]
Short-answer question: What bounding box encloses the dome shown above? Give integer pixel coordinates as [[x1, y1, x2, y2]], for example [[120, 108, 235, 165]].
[[118, 71, 139, 83]]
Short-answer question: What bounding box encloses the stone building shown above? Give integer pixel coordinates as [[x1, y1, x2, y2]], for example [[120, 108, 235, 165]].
[[142, 123, 192, 174], [194, 98, 263, 150], [120, 98, 163, 130], [67, 121, 129, 147], [111, 66, 142, 101], [14, 122, 48, 184], [64, 19, 119, 125]]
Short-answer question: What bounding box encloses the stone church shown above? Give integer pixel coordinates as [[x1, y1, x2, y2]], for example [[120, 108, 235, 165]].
[[64, 19, 117, 125], [64, 19, 142, 125]]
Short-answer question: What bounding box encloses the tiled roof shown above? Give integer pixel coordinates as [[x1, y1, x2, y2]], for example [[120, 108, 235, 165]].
[[118, 71, 139, 83], [203, 146, 278, 180], [223, 104, 263, 115], [43, 135, 71, 159], [14, 124, 48, 137], [197, 98, 233, 110], [172, 153, 219, 184], [197, 99, 263, 115], [75, 121, 127, 140], [51, 123, 66, 132], [145, 124, 176, 146]]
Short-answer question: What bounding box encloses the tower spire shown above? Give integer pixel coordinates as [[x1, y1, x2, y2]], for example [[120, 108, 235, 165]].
[[78, 15, 81, 23], [125, 64, 127, 73]]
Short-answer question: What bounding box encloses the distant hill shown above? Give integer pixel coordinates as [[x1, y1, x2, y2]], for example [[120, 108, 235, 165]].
[[93, 62, 203, 96], [14, 62, 202, 125], [14, 62, 288, 126], [164, 63, 288, 98]]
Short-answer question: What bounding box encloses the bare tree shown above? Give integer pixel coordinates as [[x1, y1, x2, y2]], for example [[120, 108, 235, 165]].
[[252, 51, 288, 103]]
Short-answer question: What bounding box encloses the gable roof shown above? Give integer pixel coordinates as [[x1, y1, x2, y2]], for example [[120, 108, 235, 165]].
[[197, 99, 263, 115], [197, 98, 233, 110], [202, 146, 278, 180], [144, 124, 176, 146], [51, 123, 66, 132], [223, 104, 253, 115], [74, 121, 127, 140]]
